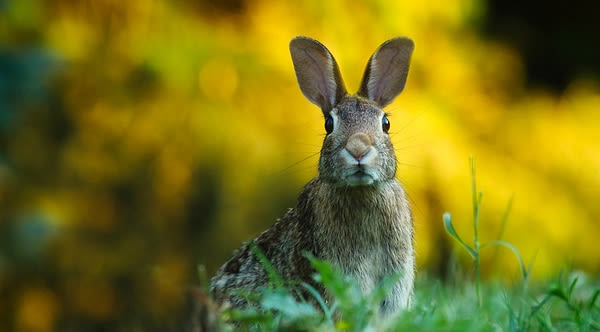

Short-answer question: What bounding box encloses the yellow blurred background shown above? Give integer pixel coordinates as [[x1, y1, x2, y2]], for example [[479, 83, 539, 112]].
[[1, 0, 599, 330]]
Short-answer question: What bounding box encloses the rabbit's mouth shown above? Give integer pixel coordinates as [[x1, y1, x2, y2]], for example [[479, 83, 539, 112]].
[[344, 168, 376, 186]]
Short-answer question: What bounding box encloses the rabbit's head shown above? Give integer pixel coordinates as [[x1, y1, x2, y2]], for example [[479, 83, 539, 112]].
[[290, 37, 414, 187]]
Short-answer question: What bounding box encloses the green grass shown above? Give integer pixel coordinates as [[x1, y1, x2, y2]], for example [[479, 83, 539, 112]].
[[214, 262, 600, 331], [209, 159, 600, 331]]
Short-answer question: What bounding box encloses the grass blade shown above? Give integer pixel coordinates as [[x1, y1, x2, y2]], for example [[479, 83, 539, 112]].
[[496, 195, 514, 241], [443, 212, 476, 258], [588, 289, 600, 309], [482, 240, 528, 280], [567, 276, 578, 299], [249, 241, 284, 288], [301, 282, 335, 326]]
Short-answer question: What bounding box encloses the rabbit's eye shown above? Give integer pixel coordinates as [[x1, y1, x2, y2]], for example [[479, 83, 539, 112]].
[[382, 116, 390, 133], [325, 115, 334, 134]]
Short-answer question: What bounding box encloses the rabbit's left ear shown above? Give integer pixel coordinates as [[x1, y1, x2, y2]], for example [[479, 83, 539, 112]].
[[290, 37, 347, 114], [358, 37, 414, 107]]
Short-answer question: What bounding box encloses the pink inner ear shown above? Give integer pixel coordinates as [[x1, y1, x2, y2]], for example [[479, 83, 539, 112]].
[[368, 47, 402, 105], [359, 38, 413, 107], [290, 37, 347, 111], [302, 47, 337, 108]]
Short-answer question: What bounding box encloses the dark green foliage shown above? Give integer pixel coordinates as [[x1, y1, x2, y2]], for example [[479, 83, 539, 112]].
[[217, 258, 600, 331]]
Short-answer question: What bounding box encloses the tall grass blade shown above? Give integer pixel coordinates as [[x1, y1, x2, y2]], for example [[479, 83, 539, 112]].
[[483, 240, 529, 281], [469, 157, 483, 308], [497, 195, 514, 241], [443, 212, 476, 258]]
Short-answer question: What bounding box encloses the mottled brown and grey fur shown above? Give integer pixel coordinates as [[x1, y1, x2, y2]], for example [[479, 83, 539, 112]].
[[210, 36, 415, 315]]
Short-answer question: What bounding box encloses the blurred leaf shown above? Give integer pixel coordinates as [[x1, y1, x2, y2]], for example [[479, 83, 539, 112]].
[[260, 288, 321, 322], [249, 241, 284, 288], [443, 212, 475, 258], [482, 240, 528, 280]]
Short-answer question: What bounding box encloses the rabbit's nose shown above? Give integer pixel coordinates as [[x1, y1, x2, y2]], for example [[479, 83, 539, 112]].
[[345, 133, 373, 161]]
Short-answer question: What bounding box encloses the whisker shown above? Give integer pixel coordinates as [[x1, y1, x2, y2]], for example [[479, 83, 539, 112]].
[[395, 111, 426, 133], [396, 161, 425, 170], [394, 143, 429, 152], [396, 179, 426, 220], [290, 142, 323, 148], [273, 151, 320, 175], [388, 129, 423, 140]]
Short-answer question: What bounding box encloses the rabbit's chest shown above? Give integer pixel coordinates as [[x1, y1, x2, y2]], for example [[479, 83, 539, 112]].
[[324, 217, 395, 293], [344, 245, 388, 293], [314, 183, 411, 294]]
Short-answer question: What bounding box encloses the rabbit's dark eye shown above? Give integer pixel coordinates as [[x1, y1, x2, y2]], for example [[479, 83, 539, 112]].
[[382, 116, 390, 133], [324, 115, 334, 134]]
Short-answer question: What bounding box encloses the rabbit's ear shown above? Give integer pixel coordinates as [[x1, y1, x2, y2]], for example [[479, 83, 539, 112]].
[[290, 37, 347, 113], [358, 37, 414, 107]]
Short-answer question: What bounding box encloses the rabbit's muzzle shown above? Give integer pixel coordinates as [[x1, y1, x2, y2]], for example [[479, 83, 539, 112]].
[[340, 132, 378, 186]]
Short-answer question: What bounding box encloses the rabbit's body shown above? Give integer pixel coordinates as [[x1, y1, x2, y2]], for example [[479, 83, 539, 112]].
[[211, 177, 414, 311], [210, 37, 415, 315]]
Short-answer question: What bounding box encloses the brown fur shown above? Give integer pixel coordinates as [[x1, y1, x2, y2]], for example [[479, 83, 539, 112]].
[[210, 36, 415, 315]]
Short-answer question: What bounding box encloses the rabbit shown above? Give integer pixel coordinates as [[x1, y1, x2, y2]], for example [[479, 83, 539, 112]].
[[210, 36, 415, 316]]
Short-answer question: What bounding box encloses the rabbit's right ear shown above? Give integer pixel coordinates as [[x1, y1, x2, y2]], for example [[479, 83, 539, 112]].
[[290, 37, 347, 113], [358, 37, 414, 107]]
